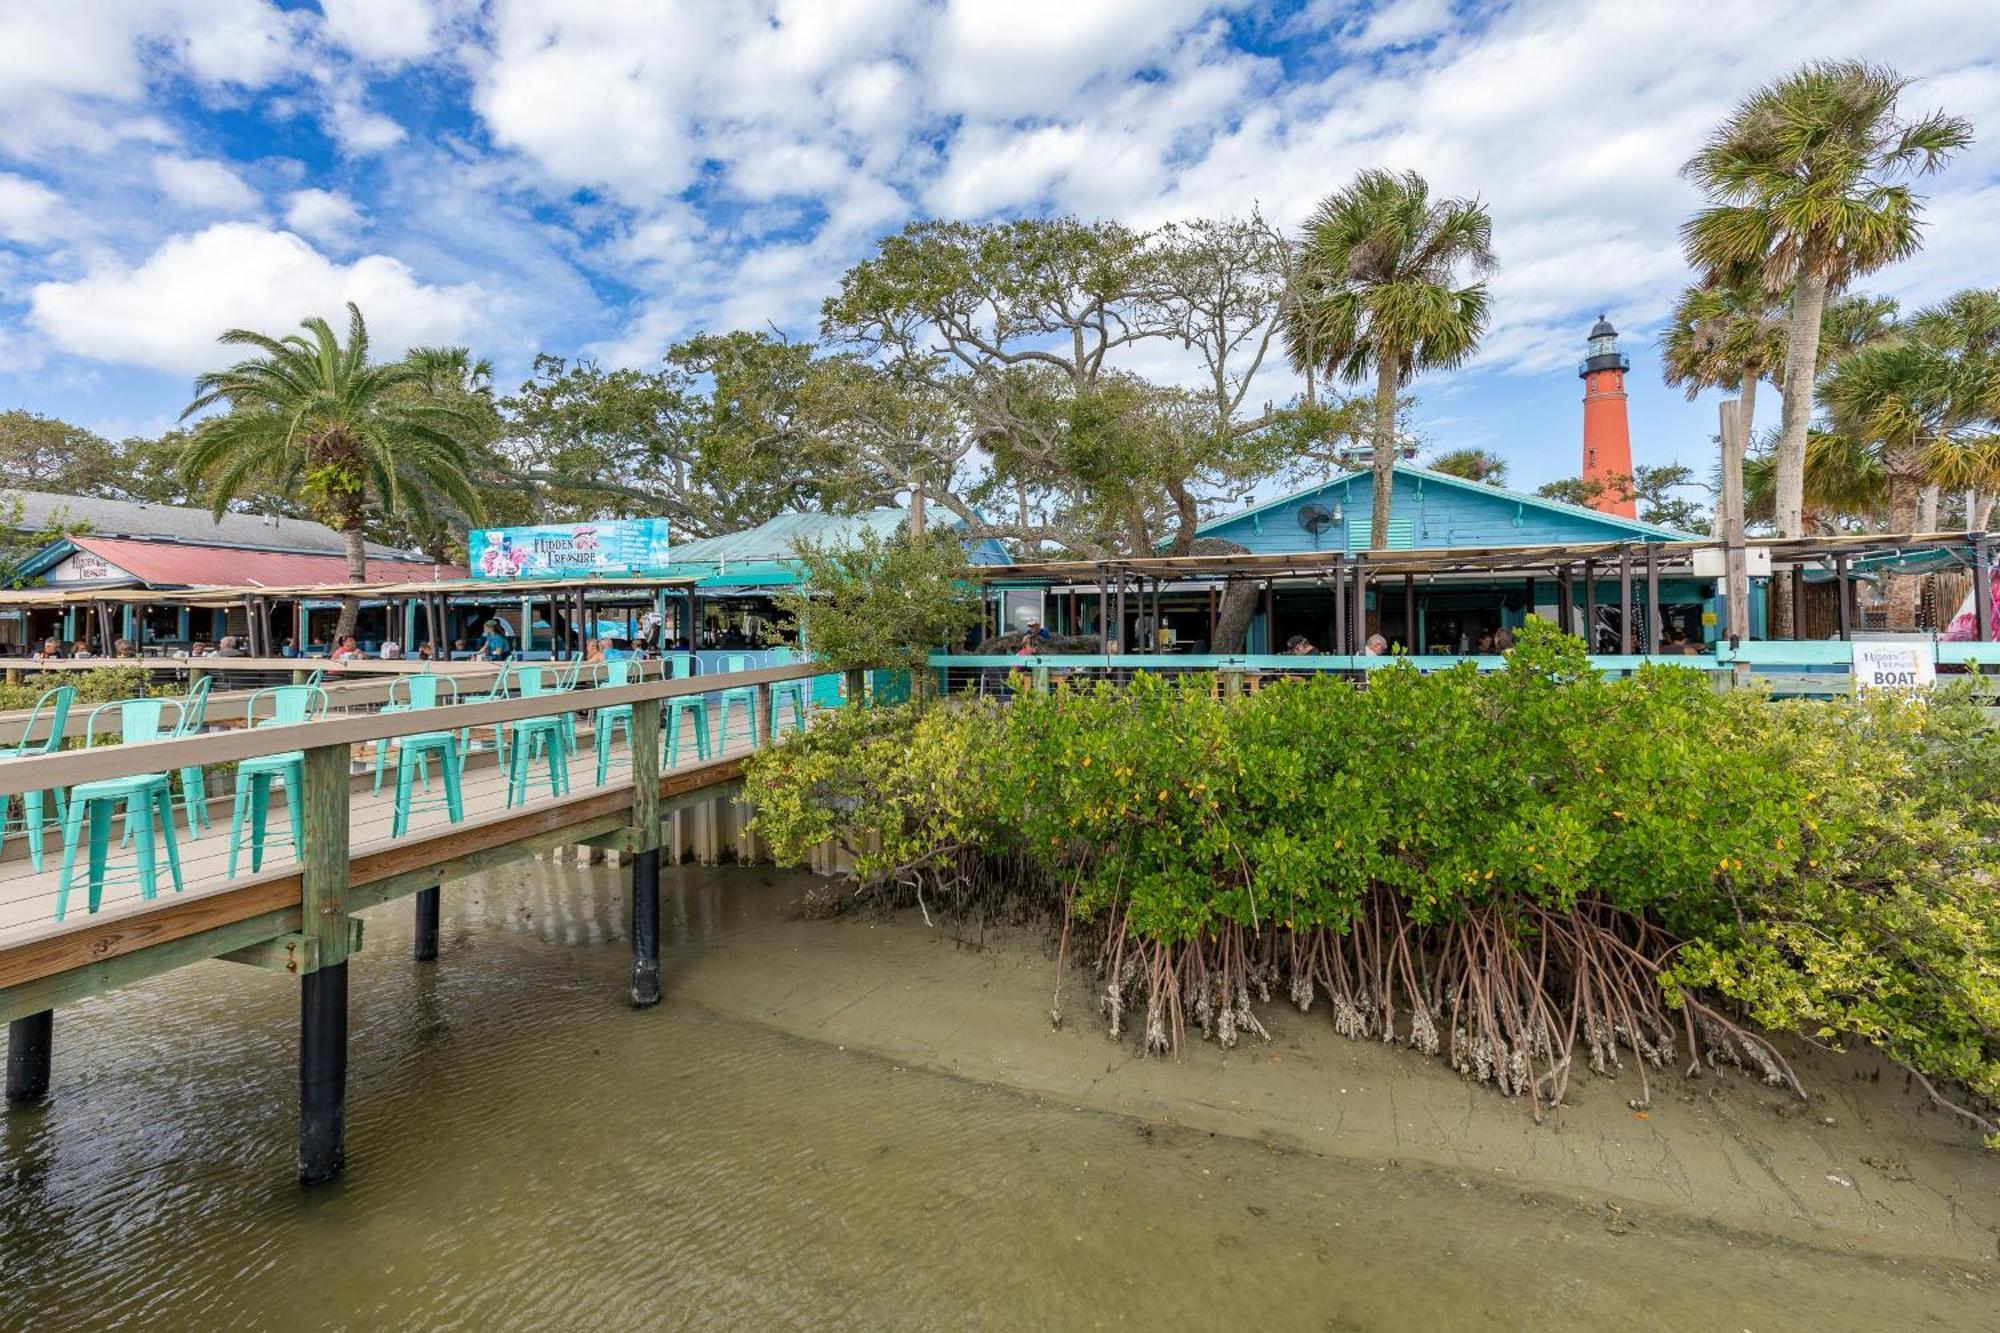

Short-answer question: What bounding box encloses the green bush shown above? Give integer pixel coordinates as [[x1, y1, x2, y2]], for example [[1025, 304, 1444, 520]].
[[746, 619, 2000, 1140]]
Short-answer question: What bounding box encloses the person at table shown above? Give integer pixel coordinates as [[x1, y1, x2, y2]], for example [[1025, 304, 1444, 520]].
[[1023, 616, 1051, 645], [378, 636, 404, 660], [216, 635, 249, 658], [1285, 634, 1317, 655], [1363, 633, 1388, 656], [476, 620, 512, 661], [279, 637, 300, 658], [331, 635, 362, 663], [33, 637, 61, 661]]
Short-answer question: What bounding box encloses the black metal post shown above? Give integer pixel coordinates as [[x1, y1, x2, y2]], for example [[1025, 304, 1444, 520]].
[[1583, 559, 1596, 650], [1556, 564, 1573, 634], [1791, 563, 1808, 641], [1331, 553, 1346, 652], [7, 1010, 53, 1103], [1617, 546, 1633, 654], [1973, 534, 1992, 641], [1113, 570, 1126, 653], [413, 885, 440, 962], [298, 961, 348, 1185], [1403, 574, 1416, 651], [1835, 555, 1853, 640], [631, 847, 661, 1007], [1096, 570, 1108, 645], [1351, 555, 1366, 650], [1645, 544, 1662, 654]]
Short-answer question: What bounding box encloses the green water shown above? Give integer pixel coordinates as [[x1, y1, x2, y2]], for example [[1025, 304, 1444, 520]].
[[2, 862, 1991, 1331]]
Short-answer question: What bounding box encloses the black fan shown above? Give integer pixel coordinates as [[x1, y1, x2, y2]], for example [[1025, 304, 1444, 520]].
[[1297, 503, 1335, 538]]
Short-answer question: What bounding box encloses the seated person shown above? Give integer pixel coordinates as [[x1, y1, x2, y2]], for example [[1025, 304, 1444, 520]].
[[1362, 633, 1388, 656], [1285, 633, 1317, 655]]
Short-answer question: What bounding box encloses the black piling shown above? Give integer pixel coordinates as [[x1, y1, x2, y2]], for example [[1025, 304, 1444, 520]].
[[631, 848, 661, 1008], [298, 961, 348, 1185], [413, 885, 441, 962], [6, 1009, 53, 1104]]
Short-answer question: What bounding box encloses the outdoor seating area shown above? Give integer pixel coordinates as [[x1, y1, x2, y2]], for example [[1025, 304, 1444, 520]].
[[0, 657, 849, 942]]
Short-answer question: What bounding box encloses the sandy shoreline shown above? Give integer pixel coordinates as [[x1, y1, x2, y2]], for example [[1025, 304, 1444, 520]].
[[650, 867, 2000, 1268]]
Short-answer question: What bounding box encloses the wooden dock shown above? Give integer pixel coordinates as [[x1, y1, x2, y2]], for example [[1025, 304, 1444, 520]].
[[0, 661, 852, 1183]]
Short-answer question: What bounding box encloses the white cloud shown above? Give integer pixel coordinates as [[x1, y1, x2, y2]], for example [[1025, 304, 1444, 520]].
[[151, 156, 262, 213], [319, 0, 442, 65], [0, 173, 67, 245], [284, 188, 366, 242], [30, 223, 486, 374]]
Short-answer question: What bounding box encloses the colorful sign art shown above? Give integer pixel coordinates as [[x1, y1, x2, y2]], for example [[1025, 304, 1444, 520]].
[[469, 520, 672, 580]]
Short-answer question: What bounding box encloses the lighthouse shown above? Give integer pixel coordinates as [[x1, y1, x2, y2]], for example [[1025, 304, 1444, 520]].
[[1578, 314, 1635, 518]]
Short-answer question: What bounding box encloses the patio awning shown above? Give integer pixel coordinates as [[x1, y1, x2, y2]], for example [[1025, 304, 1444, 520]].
[[65, 537, 460, 590]]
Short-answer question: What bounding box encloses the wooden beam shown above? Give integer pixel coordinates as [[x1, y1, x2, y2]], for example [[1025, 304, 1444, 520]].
[[1618, 546, 1633, 654], [218, 919, 364, 976], [301, 743, 352, 968], [0, 905, 301, 1026]]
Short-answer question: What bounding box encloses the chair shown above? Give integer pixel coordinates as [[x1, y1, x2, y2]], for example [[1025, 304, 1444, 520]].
[[590, 659, 636, 786], [0, 684, 75, 872], [225, 685, 326, 877], [714, 653, 762, 751], [56, 698, 187, 921], [765, 647, 810, 739], [664, 655, 710, 767], [505, 666, 572, 806], [386, 694, 466, 839], [172, 675, 213, 834], [373, 673, 458, 793], [462, 659, 515, 763]]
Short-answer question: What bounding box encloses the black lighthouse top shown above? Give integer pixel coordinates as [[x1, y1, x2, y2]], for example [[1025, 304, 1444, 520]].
[[1579, 313, 1630, 377]]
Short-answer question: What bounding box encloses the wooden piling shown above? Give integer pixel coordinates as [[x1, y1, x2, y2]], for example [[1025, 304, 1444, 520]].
[[6, 1009, 52, 1103], [630, 850, 661, 1008], [298, 742, 351, 1185]]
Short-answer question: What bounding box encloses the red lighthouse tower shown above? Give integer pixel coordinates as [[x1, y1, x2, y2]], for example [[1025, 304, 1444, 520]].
[[1579, 314, 1635, 518]]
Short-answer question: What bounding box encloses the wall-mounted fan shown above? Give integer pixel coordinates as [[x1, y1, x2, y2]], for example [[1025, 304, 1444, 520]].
[[1297, 502, 1337, 545]]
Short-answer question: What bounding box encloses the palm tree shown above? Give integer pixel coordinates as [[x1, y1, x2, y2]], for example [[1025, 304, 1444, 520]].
[[1682, 60, 1970, 631], [181, 303, 483, 639], [1425, 447, 1509, 486], [1661, 279, 1787, 440], [1282, 170, 1495, 549], [1821, 316, 2000, 627]]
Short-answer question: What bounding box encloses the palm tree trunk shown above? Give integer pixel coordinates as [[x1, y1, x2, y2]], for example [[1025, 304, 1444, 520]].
[[1737, 369, 1758, 443], [1975, 490, 1995, 531], [1369, 356, 1398, 550], [1772, 274, 1829, 636], [333, 525, 368, 642], [1917, 483, 1941, 534], [1884, 448, 1923, 631]]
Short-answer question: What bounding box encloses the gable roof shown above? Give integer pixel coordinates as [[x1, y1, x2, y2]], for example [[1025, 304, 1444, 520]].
[[1198, 463, 1697, 545], [1, 489, 415, 558]]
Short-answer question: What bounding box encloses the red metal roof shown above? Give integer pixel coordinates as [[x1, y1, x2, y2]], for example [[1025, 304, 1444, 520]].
[[69, 536, 466, 589]]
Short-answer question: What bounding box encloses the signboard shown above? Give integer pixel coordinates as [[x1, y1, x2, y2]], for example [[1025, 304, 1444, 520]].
[[1853, 640, 1935, 692], [47, 550, 128, 584], [469, 519, 671, 580]]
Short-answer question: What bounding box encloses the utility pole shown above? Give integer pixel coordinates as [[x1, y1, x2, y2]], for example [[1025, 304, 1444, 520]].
[[1719, 399, 1751, 685]]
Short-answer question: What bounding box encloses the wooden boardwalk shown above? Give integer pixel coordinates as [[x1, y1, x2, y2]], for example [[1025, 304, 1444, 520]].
[[0, 661, 851, 1182]]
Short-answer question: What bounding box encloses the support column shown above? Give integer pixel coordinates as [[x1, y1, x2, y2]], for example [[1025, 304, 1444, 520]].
[[1973, 534, 1992, 641], [1644, 544, 1662, 655], [1583, 558, 1597, 650], [1331, 554, 1347, 653], [630, 849, 661, 1008], [1403, 574, 1416, 651], [1351, 556, 1367, 651], [413, 886, 440, 962], [299, 963, 347, 1185], [1617, 546, 1633, 654], [7, 1010, 53, 1103], [1835, 555, 1853, 640], [1791, 562, 1809, 641], [298, 742, 351, 1186]]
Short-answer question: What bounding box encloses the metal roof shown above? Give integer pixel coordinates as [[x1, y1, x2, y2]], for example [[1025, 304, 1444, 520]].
[[2, 490, 416, 558], [64, 536, 458, 590], [666, 509, 914, 568]]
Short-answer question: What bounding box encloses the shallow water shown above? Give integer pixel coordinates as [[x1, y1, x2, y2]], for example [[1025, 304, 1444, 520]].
[[2, 862, 1992, 1331]]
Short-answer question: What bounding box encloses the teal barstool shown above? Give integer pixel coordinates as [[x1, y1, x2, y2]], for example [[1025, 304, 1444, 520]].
[[226, 685, 326, 878], [664, 655, 710, 767], [0, 684, 75, 872], [765, 647, 809, 738], [715, 653, 762, 751], [173, 675, 213, 834], [590, 660, 636, 786], [505, 666, 572, 806], [374, 673, 457, 793], [392, 728, 464, 836], [462, 659, 515, 765], [56, 698, 187, 921]]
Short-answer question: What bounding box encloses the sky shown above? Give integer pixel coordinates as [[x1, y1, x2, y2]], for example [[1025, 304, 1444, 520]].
[[1, 0, 1997, 500]]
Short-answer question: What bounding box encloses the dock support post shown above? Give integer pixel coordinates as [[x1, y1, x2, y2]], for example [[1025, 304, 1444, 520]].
[[413, 886, 440, 963], [7, 1009, 53, 1103], [297, 742, 351, 1186], [630, 849, 661, 1008], [299, 963, 347, 1185]]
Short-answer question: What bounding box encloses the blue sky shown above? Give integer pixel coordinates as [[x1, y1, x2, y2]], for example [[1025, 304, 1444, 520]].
[[2, 0, 1997, 499]]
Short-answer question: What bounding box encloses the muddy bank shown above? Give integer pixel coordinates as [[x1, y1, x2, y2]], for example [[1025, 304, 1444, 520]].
[[647, 867, 2000, 1268]]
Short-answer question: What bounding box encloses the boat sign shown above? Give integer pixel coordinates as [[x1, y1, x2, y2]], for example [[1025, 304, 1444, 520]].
[[1853, 641, 1935, 693]]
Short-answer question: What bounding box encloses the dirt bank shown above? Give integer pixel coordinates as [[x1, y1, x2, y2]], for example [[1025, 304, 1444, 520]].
[[645, 868, 2000, 1268]]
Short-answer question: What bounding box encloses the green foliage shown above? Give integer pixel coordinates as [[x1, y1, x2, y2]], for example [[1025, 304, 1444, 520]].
[[0, 667, 160, 712], [747, 620, 2000, 1134], [1537, 464, 1713, 533], [771, 525, 984, 683]]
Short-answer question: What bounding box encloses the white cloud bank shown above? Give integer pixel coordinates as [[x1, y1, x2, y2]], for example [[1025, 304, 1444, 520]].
[[29, 222, 487, 375]]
